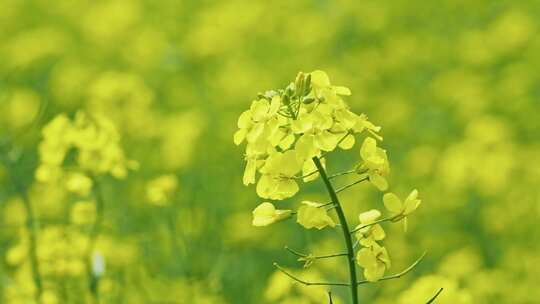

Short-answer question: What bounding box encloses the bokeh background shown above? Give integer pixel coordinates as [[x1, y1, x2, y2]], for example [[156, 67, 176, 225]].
[[1, 0, 539, 303]]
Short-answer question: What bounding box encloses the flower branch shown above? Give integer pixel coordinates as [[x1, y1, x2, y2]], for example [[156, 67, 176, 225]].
[[357, 251, 426, 285], [285, 246, 348, 260], [273, 263, 350, 286]]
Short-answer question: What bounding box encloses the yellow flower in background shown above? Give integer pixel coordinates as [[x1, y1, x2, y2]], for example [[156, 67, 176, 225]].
[[1, 88, 40, 130], [356, 242, 391, 282], [296, 201, 336, 230], [40, 289, 59, 304], [264, 270, 293, 302], [70, 201, 96, 225], [252, 202, 292, 227], [64, 172, 93, 196], [5, 239, 28, 267], [146, 174, 179, 206], [36, 111, 135, 184]]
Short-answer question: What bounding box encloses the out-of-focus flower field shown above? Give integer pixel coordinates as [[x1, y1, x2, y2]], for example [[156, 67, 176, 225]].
[[1, 0, 539, 303]]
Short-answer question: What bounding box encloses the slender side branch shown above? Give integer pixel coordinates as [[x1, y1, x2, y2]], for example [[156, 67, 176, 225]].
[[318, 201, 335, 208], [285, 246, 308, 257], [426, 288, 444, 303], [335, 176, 369, 194], [285, 246, 348, 260], [273, 263, 349, 286], [0, 153, 43, 302], [311, 253, 348, 259], [357, 252, 427, 285], [312, 156, 359, 304], [294, 170, 318, 180], [329, 169, 357, 179], [350, 216, 395, 234]]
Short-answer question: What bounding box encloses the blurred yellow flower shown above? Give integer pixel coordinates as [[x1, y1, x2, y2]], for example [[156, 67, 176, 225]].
[[70, 201, 96, 226], [146, 174, 179, 206]]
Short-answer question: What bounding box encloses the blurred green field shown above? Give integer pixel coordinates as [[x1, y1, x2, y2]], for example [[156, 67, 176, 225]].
[[1, 0, 539, 303]]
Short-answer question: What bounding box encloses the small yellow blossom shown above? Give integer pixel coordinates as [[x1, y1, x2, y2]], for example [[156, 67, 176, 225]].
[[146, 174, 179, 206], [360, 137, 390, 191], [296, 201, 336, 230], [252, 202, 292, 227], [70, 201, 96, 225], [383, 189, 421, 231], [356, 243, 391, 282], [354, 209, 386, 247]]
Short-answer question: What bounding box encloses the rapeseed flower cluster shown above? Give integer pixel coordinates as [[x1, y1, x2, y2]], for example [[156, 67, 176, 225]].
[[237, 71, 423, 302]]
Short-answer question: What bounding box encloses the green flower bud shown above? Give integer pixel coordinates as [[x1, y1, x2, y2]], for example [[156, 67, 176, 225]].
[[302, 97, 315, 104], [282, 94, 290, 105], [303, 74, 312, 96], [285, 83, 295, 97], [295, 71, 305, 94]]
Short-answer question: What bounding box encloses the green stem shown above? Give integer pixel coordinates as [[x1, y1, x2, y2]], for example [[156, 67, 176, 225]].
[[349, 216, 394, 234], [335, 176, 369, 194], [426, 288, 444, 303], [273, 263, 349, 286], [285, 246, 348, 259], [329, 169, 357, 180], [0, 154, 43, 303], [356, 252, 426, 285], [312, 157, 358, 304]]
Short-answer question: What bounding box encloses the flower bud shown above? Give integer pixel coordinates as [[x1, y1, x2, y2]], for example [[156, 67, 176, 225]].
[[302, 97, 315, 104], [303, 74, 311, 96], [295, 72, 305, 94]]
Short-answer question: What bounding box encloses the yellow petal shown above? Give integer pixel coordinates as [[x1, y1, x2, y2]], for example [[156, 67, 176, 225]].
[[297, 201, 335, 229], [383, 193, 403, 213], [360, 137, 377, 161], [234, 129, 247, 145], [252, 202, 292, 227], [369, 173, 388, 191], [358, 209, 381, 224], [334, 86, 351, 96], [310, 70, 331, 88], [338, 134, 356, 150], [371, 224, 386, 240]]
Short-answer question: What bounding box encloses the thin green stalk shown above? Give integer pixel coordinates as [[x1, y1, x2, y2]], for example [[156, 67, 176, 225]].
[[0, 154, 43, 303], [335, 176, 369, 194], [329, 169, 357, 179], [312, 156, 359, 304], [426, 288, 444, 303], [356, 252, 426, 285], [349, 216, 394, 234], [273, 263, 349, 286], [285, 246, 348, 260]]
